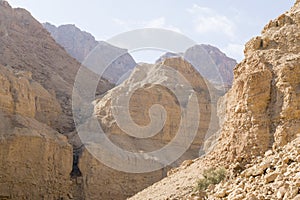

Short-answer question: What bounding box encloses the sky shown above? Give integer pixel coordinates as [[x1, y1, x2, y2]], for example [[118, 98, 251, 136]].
[[7, 0, 295, 62]]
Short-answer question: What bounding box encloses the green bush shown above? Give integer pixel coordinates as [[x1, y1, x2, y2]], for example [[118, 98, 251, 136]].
[[195, 167, 226, 191]]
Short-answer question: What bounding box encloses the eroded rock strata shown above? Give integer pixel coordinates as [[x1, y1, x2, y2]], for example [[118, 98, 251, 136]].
[[130, 1, 300, 199]]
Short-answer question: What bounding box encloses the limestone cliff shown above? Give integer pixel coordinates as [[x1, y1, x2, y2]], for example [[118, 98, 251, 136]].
[[208, 0, 300, 165], [0, 113, 73, 199], [77, 57, 220, 199], [0, 64, 62, 129], [0, 63, 73, 199], [130, 1, 300, 199], [0, 2, 113, 133]]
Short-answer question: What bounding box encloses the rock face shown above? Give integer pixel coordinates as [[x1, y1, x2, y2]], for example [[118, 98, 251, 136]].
[[0, 64, 62, 128], [156, 44, 237, 90], [95, 58, 218, 148], [78, 57, 220, 199], [0, 3, 113, 133], [0, 63, 73, 199], [43, 23, 99, 63], [0, 113, 73, 200], [78, 149, 164, 200], [208, 0, 300, 165], [43, 23, 137, 84], [129, 1, 300, 199]]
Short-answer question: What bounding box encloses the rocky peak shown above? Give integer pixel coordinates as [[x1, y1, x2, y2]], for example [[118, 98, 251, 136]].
[[43, 23, 98, 63], [156, 44, 237, 91], [185, 44, 237, 89], [43, 22, 137, 83], [0, 0, 10, 8]]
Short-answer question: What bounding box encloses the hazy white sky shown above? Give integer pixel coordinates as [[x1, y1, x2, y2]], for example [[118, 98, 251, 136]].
[[7, 0, 295, 61]]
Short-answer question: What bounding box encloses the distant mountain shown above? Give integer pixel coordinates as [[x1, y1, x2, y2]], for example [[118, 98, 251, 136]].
[[43, 23, 98, 63], [43, 23, 236, 88], [43, 23, 137, 83], [156, 44, 237, 90]]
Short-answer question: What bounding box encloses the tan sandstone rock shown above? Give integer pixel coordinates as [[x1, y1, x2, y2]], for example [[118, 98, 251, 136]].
[[77, 57, 221, 199], [129, 1, 300, 199], [0, 112, 73, 199], [0, 64, 62, 129], [0, 31, 73, 199]]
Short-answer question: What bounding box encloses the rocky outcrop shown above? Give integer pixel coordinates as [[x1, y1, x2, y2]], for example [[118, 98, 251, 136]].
[[95, 58, 218, 147], [156, 44, 237, 91], [0, 113, 73, 200], [0, 3, 113, 133], [0, 64, 62, 129], [129, 1, 300, 199], [77, 57, 220, 199], [0, 63, 73, 199], [185, 44, 237, 90], [43, 23, 137, 84], [207, 0, 300, 165]]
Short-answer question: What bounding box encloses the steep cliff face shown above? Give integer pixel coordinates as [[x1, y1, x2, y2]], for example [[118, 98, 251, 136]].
[[0, 2, 113, 133], [95, 58, 218, 147], [0, 113, 73, 200], [208, 0, 300, 164], [77, 57, 220, 199], [130, 1, 300, 199], [0, 64, 62, 129], [0, 63, 73, 199], [43, 23, 137, 84], [78, 149, 164, 200], [156, 45, 237, 90]]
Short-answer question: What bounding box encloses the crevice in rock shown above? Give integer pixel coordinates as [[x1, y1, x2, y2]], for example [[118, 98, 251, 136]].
[[70, 146, 83, 178], [70, 145, 85, 200], [265, 62, 277, 149]]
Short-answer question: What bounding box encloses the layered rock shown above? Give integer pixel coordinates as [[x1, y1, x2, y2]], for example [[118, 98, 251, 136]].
[[77, 57, 220, 199], [207, 0, 300, 165], [43, 23, 137, 84], [156, 44, 237, 91], [130, 1, 300, 199], [0, 2, 113, 133], [0, 64, 62, 128], [95, 58, 218, 147], [0, 113, 73, 200], [0, 2, 87, 199], [78, 148, 163, 200], [0, 64, 73, 199]]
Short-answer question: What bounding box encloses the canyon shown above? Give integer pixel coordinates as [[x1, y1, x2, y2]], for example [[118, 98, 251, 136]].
[[0, 0, 299, 199]]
